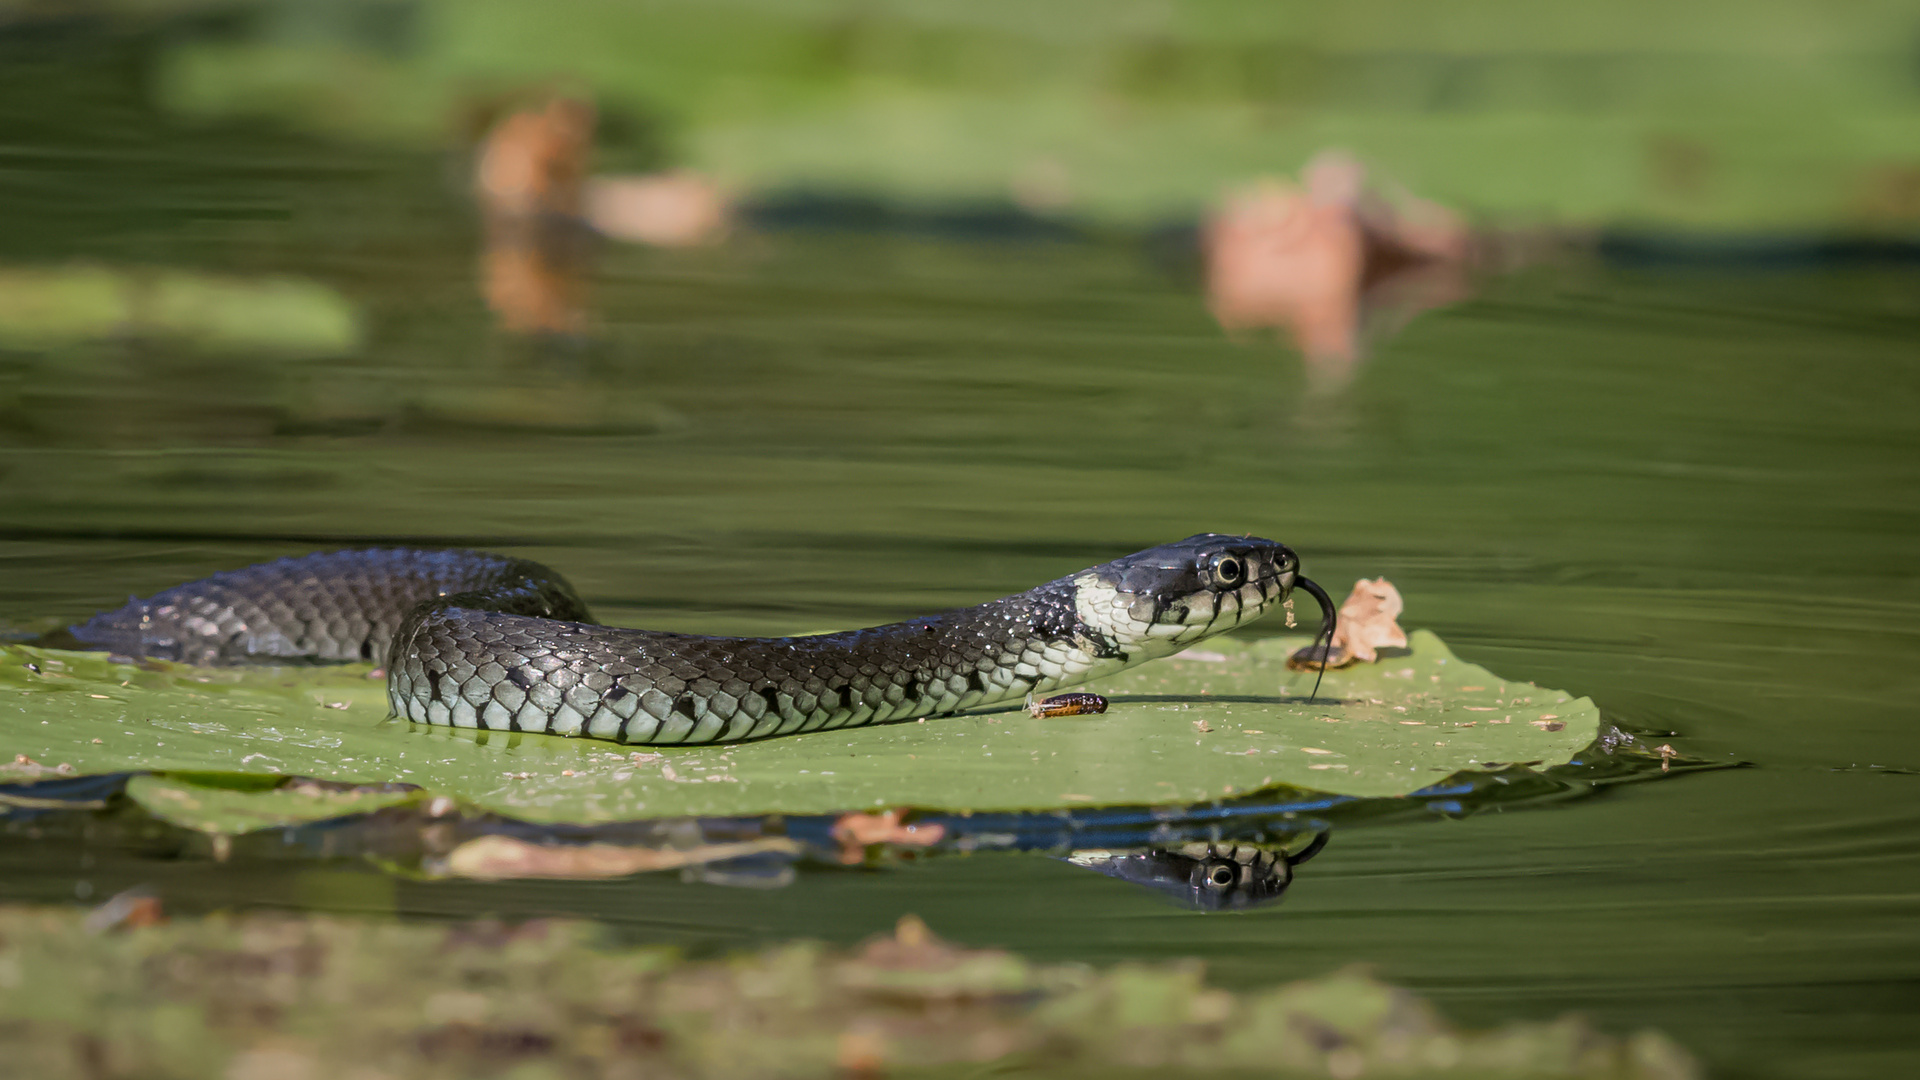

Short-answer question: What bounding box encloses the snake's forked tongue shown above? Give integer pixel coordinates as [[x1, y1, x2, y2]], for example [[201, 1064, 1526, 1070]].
[[1295, 575, 1337, 703]]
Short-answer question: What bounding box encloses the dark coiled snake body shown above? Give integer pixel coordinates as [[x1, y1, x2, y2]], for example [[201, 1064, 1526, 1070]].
[[64, 536, 1334, 746]]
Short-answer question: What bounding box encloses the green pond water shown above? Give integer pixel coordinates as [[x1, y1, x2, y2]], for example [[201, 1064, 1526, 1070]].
[[2, 77, 1918, 1080]]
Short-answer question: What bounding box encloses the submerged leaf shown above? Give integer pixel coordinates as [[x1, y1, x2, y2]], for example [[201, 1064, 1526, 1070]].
[[1, 629, 1598, 823], [126, 774, 421, 835], [442, 834, 801, 881]]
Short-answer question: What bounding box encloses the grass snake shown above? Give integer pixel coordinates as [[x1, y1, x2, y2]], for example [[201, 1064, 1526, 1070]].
[[63, 535, 1335, 746]]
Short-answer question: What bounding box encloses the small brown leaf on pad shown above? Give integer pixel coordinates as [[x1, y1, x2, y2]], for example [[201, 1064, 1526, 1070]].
[[1288, 577, 1407, 669], [1332, 577, 1409, 663]]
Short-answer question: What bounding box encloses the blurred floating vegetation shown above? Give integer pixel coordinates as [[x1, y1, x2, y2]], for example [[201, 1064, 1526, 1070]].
[[124, 0, 1920, 229], [0, 264, 361, 355], [0, 908, 1699, 1079]]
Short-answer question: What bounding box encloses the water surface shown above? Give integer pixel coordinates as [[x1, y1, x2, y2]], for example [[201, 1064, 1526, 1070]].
[[2, 107, 1917, 1080]]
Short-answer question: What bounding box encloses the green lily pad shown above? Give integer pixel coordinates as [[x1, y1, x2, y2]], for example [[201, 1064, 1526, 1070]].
[[1, 629, 1597, 826]]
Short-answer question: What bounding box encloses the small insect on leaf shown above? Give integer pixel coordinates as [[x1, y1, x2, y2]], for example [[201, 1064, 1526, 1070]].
[[1027, 692, 1108, 719]]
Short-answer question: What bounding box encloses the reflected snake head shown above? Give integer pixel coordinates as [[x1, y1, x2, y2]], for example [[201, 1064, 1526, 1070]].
[[1067, 834, 1330, 911], [1072, 534, 1333, 657]]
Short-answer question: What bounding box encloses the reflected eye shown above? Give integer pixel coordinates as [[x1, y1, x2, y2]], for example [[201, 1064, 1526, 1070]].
[[1209, 555, 1246, 588], [1203, 861, 1238, 889]]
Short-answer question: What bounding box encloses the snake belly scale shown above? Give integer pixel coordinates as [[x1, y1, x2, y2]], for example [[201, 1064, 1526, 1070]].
[[65, 535, 1333, 746]]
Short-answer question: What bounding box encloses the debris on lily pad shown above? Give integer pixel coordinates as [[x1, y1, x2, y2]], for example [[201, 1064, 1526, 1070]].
[[2, 753, 76, 780], [0, 907, 1699, 1080], [1290, 576, 1409, 670]]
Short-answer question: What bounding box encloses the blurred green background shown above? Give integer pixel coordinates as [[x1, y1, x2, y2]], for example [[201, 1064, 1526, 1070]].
[[22, 0, 1920, 230]]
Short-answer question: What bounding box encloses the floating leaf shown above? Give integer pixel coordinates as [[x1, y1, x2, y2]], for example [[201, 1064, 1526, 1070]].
[[1327, 575, 1411, 664], [125, 774, 421, 836], [441, 834, 801, 881], [0, 629, 1597, 824], [0, 264, 360, 354]]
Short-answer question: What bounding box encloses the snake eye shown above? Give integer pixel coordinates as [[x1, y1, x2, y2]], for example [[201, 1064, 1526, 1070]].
[[1203, 861, 1238, 889], [1209, 555, 1246, 588]]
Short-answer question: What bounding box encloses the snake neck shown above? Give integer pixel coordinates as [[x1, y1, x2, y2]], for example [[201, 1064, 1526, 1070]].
[[801, 576, 1137, 710], [765, 567, 1217, 714]]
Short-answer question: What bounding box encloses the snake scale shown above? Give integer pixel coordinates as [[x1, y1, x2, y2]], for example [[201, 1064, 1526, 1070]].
[[64, 535, 1335, 746]]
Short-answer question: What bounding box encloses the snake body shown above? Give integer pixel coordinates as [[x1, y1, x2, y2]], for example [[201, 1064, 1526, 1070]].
[[67, 535, 1332, 746]]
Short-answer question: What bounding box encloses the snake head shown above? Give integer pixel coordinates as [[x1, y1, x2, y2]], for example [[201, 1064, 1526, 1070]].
[[1072, 533, 1319, 657]]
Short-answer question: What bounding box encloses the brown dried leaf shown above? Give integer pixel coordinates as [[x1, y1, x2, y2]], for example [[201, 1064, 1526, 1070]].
[[831, 810, 947, 864], [83, 888, 165, 933], [1204, 152, 1472, 390], [1332, 577, 1409, 663], [585, 172, 730, 247], [474, 97, 597, 335], [474, 97, 595, 219], [835, 914, 1040, 1001]]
